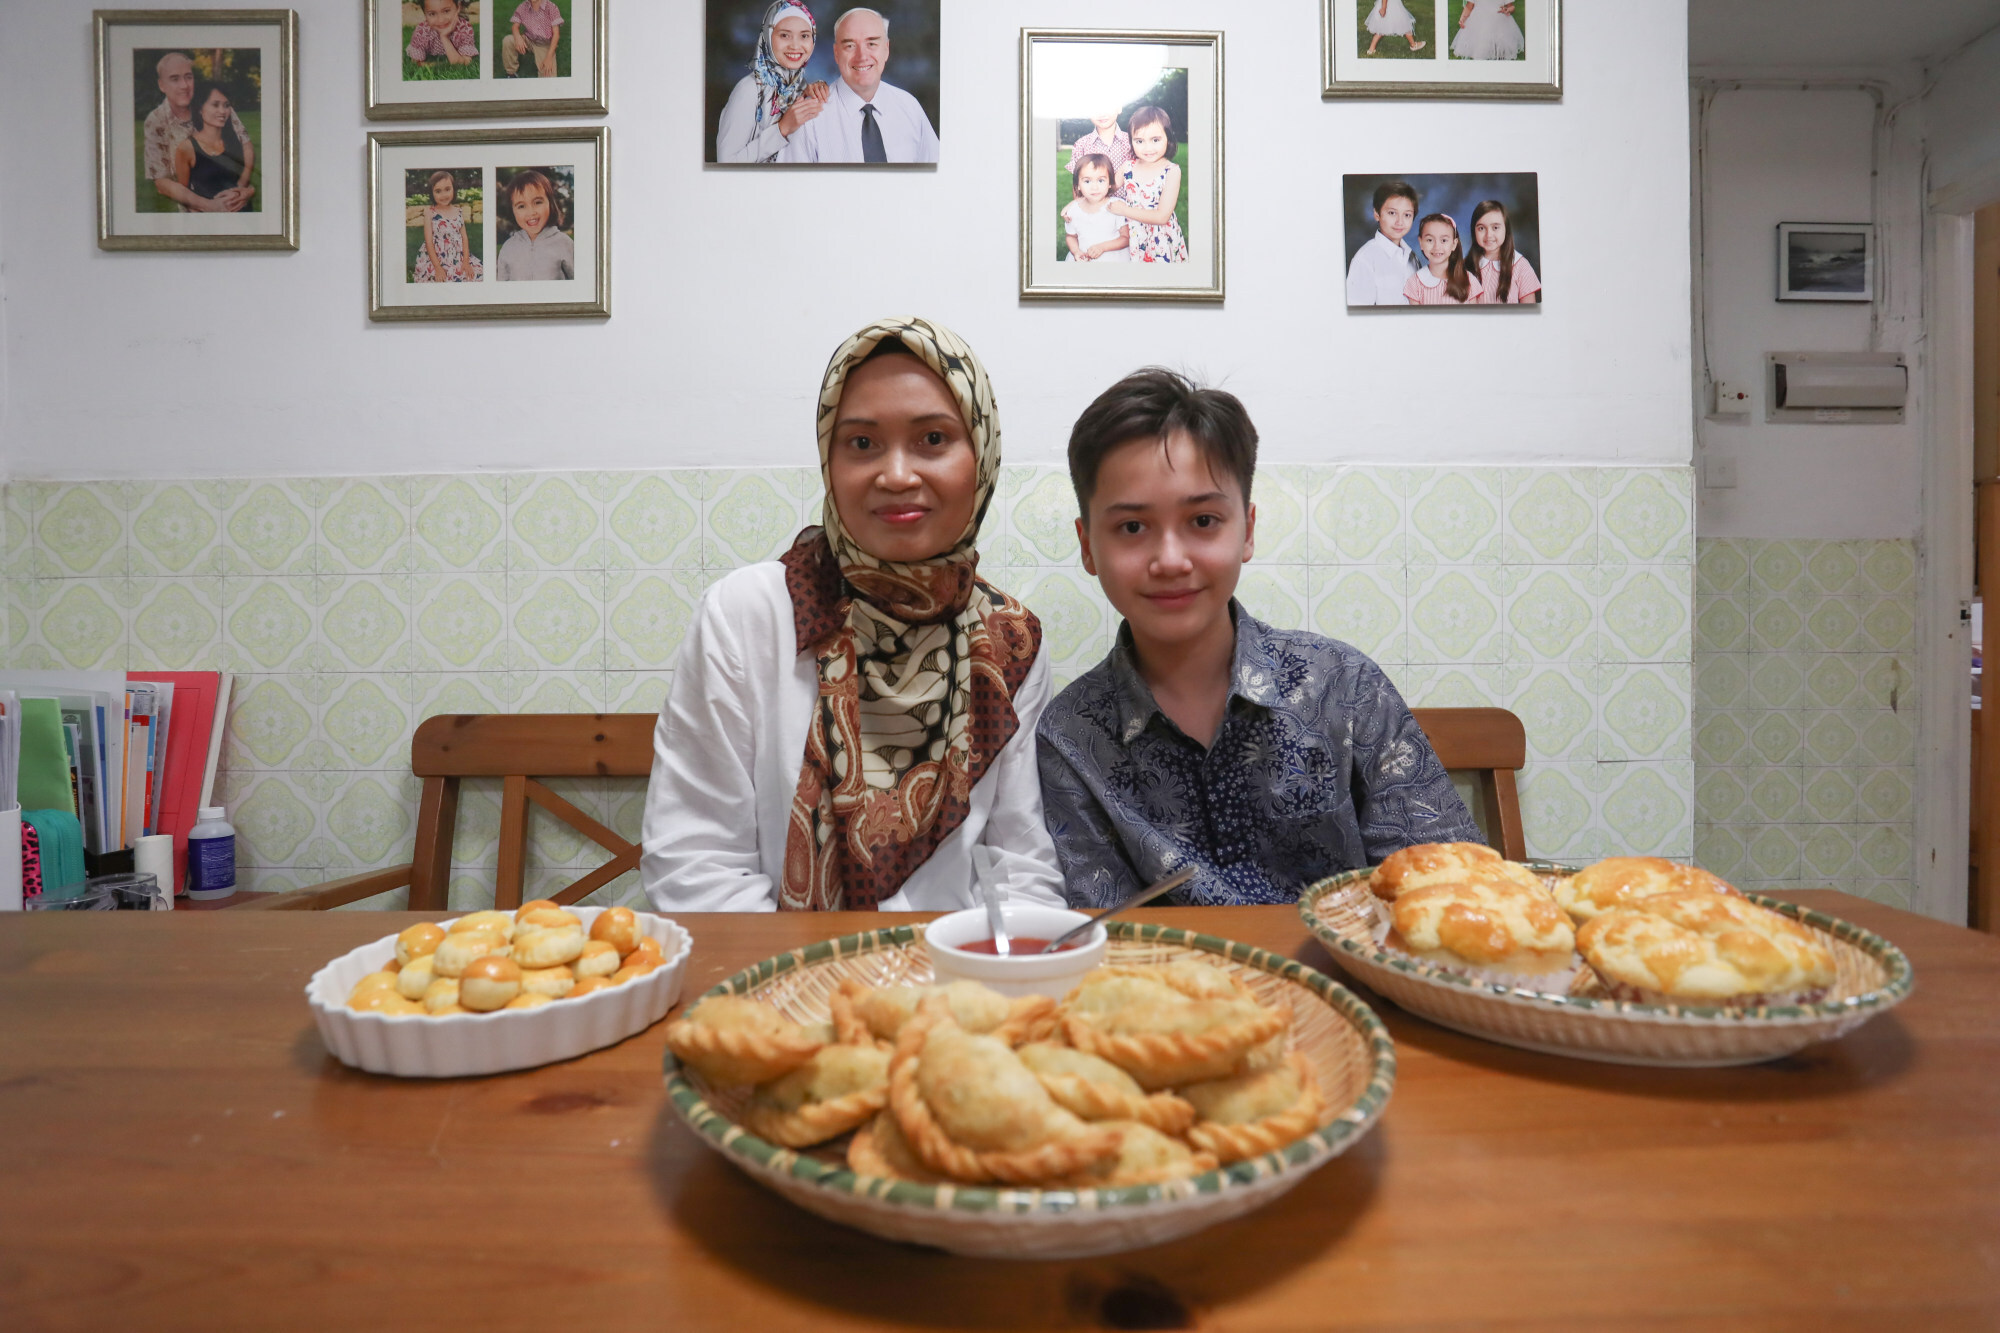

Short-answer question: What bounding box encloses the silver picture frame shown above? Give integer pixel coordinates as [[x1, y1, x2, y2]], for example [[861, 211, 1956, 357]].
[[95, 8, 300, 251], [1776, 222, 1875, 303], [367, 125, 611, 321], [365, 0, 609, 120], [1322, 0, 1561, 101], [1019, 28, 1225, 304]]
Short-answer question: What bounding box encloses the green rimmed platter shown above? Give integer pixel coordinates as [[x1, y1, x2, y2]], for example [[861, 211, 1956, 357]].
[[663, 920, 1395, 1259], [1300, 863, 1914, 1067]]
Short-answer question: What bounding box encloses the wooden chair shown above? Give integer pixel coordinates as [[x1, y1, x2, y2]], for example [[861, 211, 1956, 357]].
[[1411, 707, 1529, 860], [235, 714, 655, 911]]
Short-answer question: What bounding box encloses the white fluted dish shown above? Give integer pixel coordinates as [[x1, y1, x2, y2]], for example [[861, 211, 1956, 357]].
[[307, 906, 689, 1078]]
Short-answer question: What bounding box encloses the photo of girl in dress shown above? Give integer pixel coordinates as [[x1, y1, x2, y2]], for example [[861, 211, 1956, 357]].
[[1449, 0, 1527, 61], [1051, 70, 1189, 264], [1341, 172, 1540, 308], [133, 48, 261, 215], [405, 167, 484, 283], [1359, 0, 1432, 58], [494, 166, 576, 281]]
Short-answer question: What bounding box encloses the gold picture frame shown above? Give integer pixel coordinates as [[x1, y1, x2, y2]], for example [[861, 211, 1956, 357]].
[[94, 8, 300, 251], [365, 0, 609, 120], [1322, 0, 1561, 101], [1019, 28, 1224, 303], [368, 126, 611, 321]]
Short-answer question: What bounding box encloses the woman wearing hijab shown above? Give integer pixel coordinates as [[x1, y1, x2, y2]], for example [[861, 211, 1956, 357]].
[[715, 1, 831, 164], [642, 317, 1066, 911]]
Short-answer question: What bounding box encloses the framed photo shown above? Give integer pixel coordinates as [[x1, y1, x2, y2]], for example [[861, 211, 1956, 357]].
[[704, 0, 940, 165], [365, 0, 608, 119], [1020, 29, 1224, 303], [94, 9, 298, 251], [369, 126, 609, 321], [1777, 223, 1874, 302], [1342, 173, 1542, 308], [1323, 0, 1561, 101]]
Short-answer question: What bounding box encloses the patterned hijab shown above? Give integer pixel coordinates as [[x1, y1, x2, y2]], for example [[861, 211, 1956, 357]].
[[751, 1, 815, 128], [778, 317, 1042, 912]]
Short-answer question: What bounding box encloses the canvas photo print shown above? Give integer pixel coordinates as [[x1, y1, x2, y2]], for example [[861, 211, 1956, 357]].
[[1021, 31, 1223, 301], [705, 1, 941, 164], [367, 0, 606, 118], [96, 12, 296, 250], [1777, 223, 1873, 302], [1326, 0, 1558, 98], [1342, 173, 1542, 307], [370, 128, 606, 320]]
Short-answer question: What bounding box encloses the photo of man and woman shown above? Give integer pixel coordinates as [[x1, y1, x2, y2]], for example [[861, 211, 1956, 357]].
[[1054, 72, 1191, 266], [134, 48, 261, 214], [705, 1, 940, 164], [405, 167, 483, 283], [1342, 172, 1542, 307]]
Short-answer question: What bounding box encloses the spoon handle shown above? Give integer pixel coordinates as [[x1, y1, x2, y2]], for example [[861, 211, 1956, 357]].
[[1040, 866, 1196, 954]]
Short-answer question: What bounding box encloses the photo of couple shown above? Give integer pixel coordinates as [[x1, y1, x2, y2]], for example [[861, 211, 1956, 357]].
[[1055, 73, 1191, 266], [1359, 0, 1527, 61], [401, 0, 572, 82], [1342, 172, 1543, 307], [134, 48, 261, 215], [404, 164, 575, 284], [705, 0, 940, 164]]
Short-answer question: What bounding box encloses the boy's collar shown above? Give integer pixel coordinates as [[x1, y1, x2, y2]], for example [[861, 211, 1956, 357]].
[[1108, 602, 1280, 744]]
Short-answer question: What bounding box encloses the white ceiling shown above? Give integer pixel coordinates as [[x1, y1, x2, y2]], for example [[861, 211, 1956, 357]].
[[1689, 0, 2000, 68]]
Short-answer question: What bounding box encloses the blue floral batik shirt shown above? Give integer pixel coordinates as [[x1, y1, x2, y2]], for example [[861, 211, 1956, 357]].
[[1035, 605, 1482, 908]]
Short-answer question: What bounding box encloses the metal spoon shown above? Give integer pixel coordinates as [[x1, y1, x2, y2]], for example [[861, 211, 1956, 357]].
[[1039, 866, 1197, 954], [973, 846, 1012, 957]]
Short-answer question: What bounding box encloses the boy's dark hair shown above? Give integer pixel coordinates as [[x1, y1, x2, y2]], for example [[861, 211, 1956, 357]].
[[1067, 369, 1258, 517], [505, 168, 565, 229], [1372, 180, 1418, 213]]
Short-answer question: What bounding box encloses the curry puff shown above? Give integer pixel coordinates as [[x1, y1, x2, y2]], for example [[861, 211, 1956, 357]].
[[741, 1043, 892, 1148], [1553, 856, 1742, 924], [1182, 1054, 1325, 1165], [1060, 970, 1289, 1090], [1370, 841, 1544, 902], [664, 995, 824, 1086], [1015, 1042, 1197, 1136], [1577, 890, 1837, 1006], [831, 978, 1058, 1048], [1386, 876, 1578, 980]]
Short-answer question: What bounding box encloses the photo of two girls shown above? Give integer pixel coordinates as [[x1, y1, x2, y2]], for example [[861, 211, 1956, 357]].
[[1342, 172, 1542, 307]]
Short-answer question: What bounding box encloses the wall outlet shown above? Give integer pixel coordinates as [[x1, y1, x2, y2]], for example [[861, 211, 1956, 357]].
[[1709, 381, 1751, 418], [1703, 454, 1739, 489]]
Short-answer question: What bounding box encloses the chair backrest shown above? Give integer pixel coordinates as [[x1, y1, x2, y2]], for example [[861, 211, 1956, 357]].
[[406, 714, 655, 910], [1410, 706, 1528, 860]]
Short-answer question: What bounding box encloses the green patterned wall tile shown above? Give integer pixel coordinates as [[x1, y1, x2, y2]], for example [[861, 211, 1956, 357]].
[[36, 582, 128, 669], [1742, 766, 1804, 823], [318, 480, 408, 574], [324, 774, 416, 866], [129, 484, 221, 576], [1601, 469, 1692, 563], [39, 486, 126, 577], [1743, 824, 1802, 880], [1597, 662, 1690, 761], [1310, 565, 1407, 665], [1407, 566, 1505, 662], [1505, 471, 1595, 563], [1748, 711, 1805, 766], [1855, 767, 1914, 823], [511, 475, 603, 570], [604, 571, 703, 672], [224, 580, 316, 672], [1747, 541, 1805, 595], [1859, 712, 1916, 767], [223, 483, 315, 575], [230, 773, 319, 864], [1696, 538, 1748, 595], [1801, 767, 1859, 824], [1235, 566, 1309, 633], [1313, 471, 1404, 564], [1694, 593, 1748, 655], [1518, 761, 1594, 857], [1407, 471, 1502, 564], [510, 571, 604, 669], [1860, 542, 1916, 596], [1603, 568, 1691, 662], [1509, 668, 1594, 760], [410, 478, 507, 571], [1855, 823, 1912, 879], [130, 576, 224, 670], [1694, 710, 1751, 768], [225, 676, 316, 769], [1599, 762, 1694, 857], [703, 472, 803, 569], [414, 576, 507, 669], [1695, 653, 1749, 712], [1802, 711, 1860, 766], [1009, 469, 1083, 564], [1509, 569, 1592, 659], [1695, 769, 1747, 822], [603, 474, 703, 569], [1252, 465, 1313, 564], [1694, 823, 1749, 882], [1747, 654, 1807, 710], [323, 678, 412, 768], [1859, 598, 1917, 653]]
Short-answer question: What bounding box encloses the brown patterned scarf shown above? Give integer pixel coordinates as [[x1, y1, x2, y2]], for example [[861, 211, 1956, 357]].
[[778, 317, 1041, 911]]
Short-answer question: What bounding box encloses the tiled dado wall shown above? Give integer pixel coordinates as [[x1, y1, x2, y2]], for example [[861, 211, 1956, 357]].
[[1693, 539, 1920, 908], [1, 466, 1695, 907]]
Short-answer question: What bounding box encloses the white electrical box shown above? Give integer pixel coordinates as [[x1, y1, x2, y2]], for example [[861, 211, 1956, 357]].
[[1765, 352, 1907, 424], [1709, 381, 1751, 419]]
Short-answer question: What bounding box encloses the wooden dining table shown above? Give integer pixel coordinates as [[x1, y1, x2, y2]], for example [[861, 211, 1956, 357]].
[[2, 893, 1997, 1331]]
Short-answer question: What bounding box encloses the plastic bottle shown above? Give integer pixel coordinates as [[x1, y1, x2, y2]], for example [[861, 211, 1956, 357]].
[[186, 806, 237, 900]]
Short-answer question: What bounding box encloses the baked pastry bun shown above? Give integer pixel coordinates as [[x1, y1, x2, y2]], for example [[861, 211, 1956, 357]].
[[589, 906, 640, 956], [518, 965, 576, 999], [349, 988, 423, 1015], [432, 929, 509, 978], [625, 936, 667, 969], [517, 907, 582, 934], [394, 922, 446, 967], [459, 956, 524, 1012], [1554, 856, 1741, 923], [395, 954, 438, 1001], [516, 898, 560, 916], [422, 978, 461, 1013], [348, 971, 401, 1001], [1577, 890, 1836, 1005], [1371, 842, 1541, 902], [513, 923, 586, 969], [1388, 877, 1576, 977], [505, 993, 554, 1011], [567, 976, 615, 999], [573, 940, 620, 980], [450, 910, 516, 941]]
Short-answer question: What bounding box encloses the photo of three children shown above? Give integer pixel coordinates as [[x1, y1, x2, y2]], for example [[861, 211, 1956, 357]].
[[1342, 173, 1542, 307], [1055, 70, 1191, 266]]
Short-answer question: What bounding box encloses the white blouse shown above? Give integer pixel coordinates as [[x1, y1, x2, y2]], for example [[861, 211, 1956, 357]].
[[715, 74, 790, 164], [640, 562, 1067, 912]]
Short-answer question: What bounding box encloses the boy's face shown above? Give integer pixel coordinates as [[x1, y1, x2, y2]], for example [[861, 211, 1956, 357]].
[[1078, 433, 1256, 653], [1079, 165, 1111, 203], [1376, 196, 1415, 243], [1092, 113, 1120, 134], [424, 0, 459, 32], [512, 184, 550, 237]]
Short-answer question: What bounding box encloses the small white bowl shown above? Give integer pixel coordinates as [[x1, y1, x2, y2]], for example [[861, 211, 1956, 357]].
[[924, 903, 1106, 999]]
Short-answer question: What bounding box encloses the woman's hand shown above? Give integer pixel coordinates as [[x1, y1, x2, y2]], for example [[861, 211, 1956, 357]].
[[778, 89, 826, 137]]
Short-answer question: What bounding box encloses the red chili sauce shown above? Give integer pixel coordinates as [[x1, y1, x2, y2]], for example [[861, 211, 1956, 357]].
[[956, 936, 1080, 955]]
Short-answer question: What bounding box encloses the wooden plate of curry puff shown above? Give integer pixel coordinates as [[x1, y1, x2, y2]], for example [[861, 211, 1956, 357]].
[[1300, 845, 1914, 1067], [662, 923, 1396, 1259]]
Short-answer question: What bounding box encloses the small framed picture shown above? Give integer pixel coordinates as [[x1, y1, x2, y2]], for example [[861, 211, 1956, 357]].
[[1776, 223, 1874, 302], [1342, 173, 1542, 308], [94, 9, 299, 251], [1324, 0, 1561, 101], [1020, 29, 1224, 303], [369, 126, 609, 321], [704, 0, 941, 165], [365, 0, 608, 119]]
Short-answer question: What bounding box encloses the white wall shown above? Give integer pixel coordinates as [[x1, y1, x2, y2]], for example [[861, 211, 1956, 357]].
[[0, 1, 1694, 481], [1692, 81, 1926, 539], [1926, 22, 2000, 211]]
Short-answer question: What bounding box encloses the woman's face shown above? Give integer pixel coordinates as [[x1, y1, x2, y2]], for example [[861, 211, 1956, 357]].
[[431, 176, 455, 207], [771, 16, 814, 70], [200, 89, 231, 130], [424, 0, 460, 32], [1078, 165, 1111, 203], [1131, 121, 1168, 164], [828, 353, 979, 564], [1475, 212, 1508, 256], [1419, 221, 1456, 267], [512, 183, 550, 237]]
